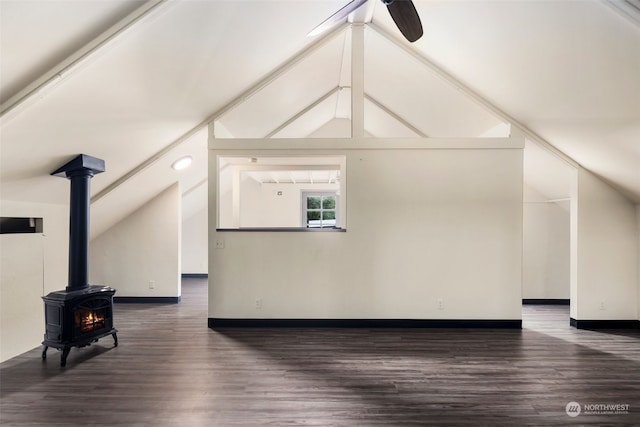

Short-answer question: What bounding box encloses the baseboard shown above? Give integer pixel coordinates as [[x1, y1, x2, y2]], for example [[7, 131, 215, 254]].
[[570, 318, 640, 329], [181, 273, 208, 279], [523, 299, 570, 305], [208, 318, 522, 329], [114, 296, 181, 304]]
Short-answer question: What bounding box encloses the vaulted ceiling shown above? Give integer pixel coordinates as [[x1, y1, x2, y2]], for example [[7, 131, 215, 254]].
[[1, 0, 639, 238]]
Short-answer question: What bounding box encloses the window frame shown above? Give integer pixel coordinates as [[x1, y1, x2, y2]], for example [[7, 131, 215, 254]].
[[215, 154, 346, 232], [301, 191, 339, 229]]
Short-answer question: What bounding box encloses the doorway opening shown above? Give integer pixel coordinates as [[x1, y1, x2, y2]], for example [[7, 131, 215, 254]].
[[522, 139, 575, 329]]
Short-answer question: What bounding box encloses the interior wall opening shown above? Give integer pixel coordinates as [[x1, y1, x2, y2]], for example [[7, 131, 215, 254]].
[[522, 139, 575, 326], [217, 155, 346, 230]]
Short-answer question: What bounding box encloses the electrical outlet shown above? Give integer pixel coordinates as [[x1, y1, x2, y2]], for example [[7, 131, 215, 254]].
[[255, 298, 262, 309], [599, 301, 605, 311], [215, 239, 225, 249], [437, 299, 444, 310], [149, 280, 155, 289]]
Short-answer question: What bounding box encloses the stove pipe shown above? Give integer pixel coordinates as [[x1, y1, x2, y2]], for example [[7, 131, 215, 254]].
[[51, 154, 105, 292]]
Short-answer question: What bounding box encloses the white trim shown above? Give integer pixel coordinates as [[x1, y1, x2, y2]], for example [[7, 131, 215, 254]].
[[92, 22, 350, 204], [301, 191, 339, 228], [351, 24, 365, 138], [210, 137, 523, 150], [603, 0, 640, 27], [213, 23, 350, 127], [365, 94, 427, 137], [265, 87, 343, 138], [1, 0, 172, 119], [368, 23, 579, 169]]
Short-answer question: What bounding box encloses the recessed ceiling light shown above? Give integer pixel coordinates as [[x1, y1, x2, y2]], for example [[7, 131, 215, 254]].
[[171, 156, 192, 171]]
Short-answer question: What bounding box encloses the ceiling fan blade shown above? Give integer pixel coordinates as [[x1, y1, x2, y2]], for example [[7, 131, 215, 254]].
[[309, 0, 369, 37], [384, 0, 423, 42]]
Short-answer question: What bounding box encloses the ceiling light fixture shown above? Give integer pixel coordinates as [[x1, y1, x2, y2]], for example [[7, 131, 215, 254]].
[[171, 155, 192, 171]]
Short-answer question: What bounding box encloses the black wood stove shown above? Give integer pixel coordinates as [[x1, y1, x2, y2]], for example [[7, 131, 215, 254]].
[[42, 154, 117, 367]]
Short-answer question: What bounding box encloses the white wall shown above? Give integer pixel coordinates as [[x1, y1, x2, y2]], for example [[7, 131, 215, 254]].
[[219, 165, 233, 228], [522, 185, 570, 299], [209, 139, 523, 320], [217, 158, 343, 229], [182, 206, 208, 274], [1, 234, 44, 362], [572, 168, 638, 320], [637, 204, 640, 321], [90, 183, 181, 298], [0, 200, 68, 362], [240, 181, 339, 228], [307, 118, 351, 138]]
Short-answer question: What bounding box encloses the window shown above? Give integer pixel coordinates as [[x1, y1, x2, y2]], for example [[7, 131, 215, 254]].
[[303, 192, 338, 228], [216, 155, 345, 231]]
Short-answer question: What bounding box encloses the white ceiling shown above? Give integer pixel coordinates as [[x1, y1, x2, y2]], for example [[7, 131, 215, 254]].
[[221, 156, 342, 185], [1, 0, 639, 238]]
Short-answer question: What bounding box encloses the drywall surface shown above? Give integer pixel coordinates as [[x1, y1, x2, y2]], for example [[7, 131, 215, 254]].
[[209, 140, 523, 320], [1, 234, 44, 362], [182, 206, 208, 274], [637, 204, 640, 321], [1, 199, 68, 293], [522, 186, 570, 299], [90, 183, 181, 298], [574, 168, 638, 320], [239, 181, 339, 228], [0, 200, 68, 362]]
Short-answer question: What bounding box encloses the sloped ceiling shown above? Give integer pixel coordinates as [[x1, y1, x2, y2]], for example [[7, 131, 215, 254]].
[[1, 0, 639, 239]]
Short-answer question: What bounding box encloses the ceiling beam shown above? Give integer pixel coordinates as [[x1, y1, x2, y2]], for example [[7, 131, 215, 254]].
[[213, 23, 350, 129], [92, 126, 207, 204], [365, 94, 428, 137], [264, 86, 342, 138], [183, 177, 208, 198], [235, 165, 340, 172], [92, 22, 349, 204], [1, 0, 172, 120], [349, 0, 376, 24], [368, 23, 579, 168], [603, 0, 640, 27], [351, 24, 365, 138]]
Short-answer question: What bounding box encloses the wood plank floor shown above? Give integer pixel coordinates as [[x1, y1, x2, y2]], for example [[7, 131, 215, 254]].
[[2, 278, 639, 426]]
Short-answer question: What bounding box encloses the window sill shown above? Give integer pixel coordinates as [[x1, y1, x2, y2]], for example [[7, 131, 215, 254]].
[[216, 227, 346, 232]]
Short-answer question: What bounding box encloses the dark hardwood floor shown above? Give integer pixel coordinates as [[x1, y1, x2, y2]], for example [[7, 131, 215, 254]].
[[2, 278, 639, 426]]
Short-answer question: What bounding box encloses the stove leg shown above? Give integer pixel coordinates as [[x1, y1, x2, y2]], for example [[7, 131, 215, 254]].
[[42, 346, 48, 359], [61, 348, 70, 367], [112, 332, 118, 347]]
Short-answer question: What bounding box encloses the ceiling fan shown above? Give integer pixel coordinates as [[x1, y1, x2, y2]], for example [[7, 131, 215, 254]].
[[309, 0, 423, 43]]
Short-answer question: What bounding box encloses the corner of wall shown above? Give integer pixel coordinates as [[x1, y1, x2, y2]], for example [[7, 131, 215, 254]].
[[0, 199, 69, 293], [209, 143, 523, 321], [0, 199, 69, 362], [574, 167, 638, 321], [182, 206, 208, 274], [89, 183, 182, 298], [637, 204, 640, 321]]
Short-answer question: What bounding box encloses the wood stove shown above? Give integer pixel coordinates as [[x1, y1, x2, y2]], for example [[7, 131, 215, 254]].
[[42, 154, 117, 367], [42, 286, 117, 366]]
